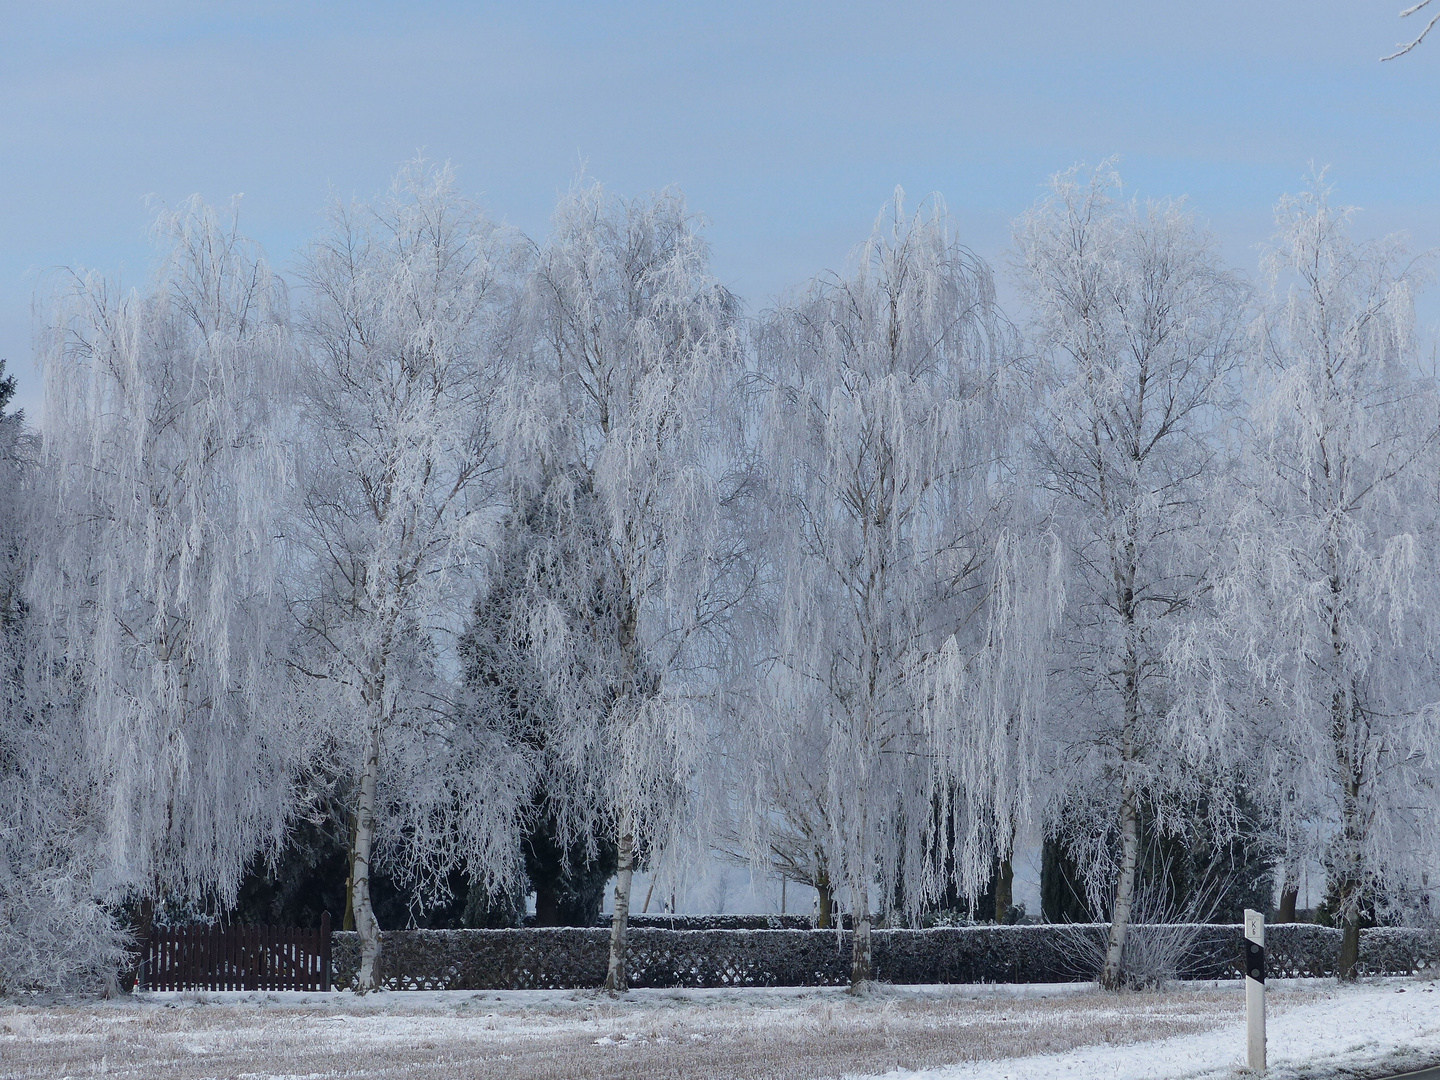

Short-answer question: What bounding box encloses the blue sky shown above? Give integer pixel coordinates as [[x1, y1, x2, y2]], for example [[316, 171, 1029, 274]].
[[3, 1, 1439, 416]]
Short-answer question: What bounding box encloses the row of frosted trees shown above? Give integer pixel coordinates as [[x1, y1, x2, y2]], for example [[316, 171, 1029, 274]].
[[2, 161, 1437, 994]]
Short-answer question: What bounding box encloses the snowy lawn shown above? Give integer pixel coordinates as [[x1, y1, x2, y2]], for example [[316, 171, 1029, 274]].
[[0, 977, 1435, 1080]]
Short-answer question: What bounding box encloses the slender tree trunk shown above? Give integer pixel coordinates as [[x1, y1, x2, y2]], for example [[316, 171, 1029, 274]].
[[1101, 784, 1139, 990], [1277, 882, 1299, 924], [849, 878, 872, 990], [605, 579, 642, 993], [604, 817, 635, 992], [817, 872, 834, 929], [995, 859, 1015, 924], [352, 720, 383, 993], [343, 811, 357, 932], [1338, 903, 1361, 981], [1335, 780, 1365, 983], [534, 882, 560, 926], [1331, 668, 1365, 981], [1325, 560, 1367, 983], [1101, 550, 1142, 991]]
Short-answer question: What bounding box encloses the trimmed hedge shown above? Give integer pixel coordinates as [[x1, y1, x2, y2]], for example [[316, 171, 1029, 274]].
[[329, 923, 1439, 990]]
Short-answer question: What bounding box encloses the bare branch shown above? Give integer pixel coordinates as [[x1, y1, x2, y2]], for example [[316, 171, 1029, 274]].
[[1381, 0, 1440, 60]]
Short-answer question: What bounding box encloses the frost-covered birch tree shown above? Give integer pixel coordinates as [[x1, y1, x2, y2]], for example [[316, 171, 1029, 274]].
[[30, 198, 299, 912], [750, 193, 1025, 987], [1013, 165, 1247, 989], [292, 162, 531, 991], [1222, 181, 1440, 978], [514, 181, 740, 991]]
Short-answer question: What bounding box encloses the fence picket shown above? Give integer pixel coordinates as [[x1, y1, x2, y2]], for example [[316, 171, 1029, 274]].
[[227, 921, 238, 991], [248, 925, 258, 991]]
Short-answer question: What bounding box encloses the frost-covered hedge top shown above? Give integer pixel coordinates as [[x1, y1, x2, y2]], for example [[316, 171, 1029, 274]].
[[578, 914, 818, 931]]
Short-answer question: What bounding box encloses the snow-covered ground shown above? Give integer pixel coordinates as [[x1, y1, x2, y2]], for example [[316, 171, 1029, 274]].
[[879, 978, 1440, 1080], [0, 977, 1434, 1079]]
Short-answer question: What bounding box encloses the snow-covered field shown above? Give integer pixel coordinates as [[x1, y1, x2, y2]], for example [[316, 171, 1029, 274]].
[[0, 978, 1435, 1080]]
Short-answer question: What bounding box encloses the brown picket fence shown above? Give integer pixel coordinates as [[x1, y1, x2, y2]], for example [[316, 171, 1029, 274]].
[[138, 912, 331, 991]]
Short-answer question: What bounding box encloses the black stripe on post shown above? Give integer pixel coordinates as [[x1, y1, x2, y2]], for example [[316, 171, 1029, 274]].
[[1245, 940, 1266, 983]]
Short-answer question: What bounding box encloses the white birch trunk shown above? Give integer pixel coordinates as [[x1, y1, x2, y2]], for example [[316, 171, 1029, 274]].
[[352, 719, 383, 993], [1101, 784, 1139, 989], [604, 818, 636, 992]]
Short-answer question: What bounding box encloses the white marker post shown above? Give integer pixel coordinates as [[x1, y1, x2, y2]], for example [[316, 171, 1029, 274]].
[[1243, 908, 1266, 1074]]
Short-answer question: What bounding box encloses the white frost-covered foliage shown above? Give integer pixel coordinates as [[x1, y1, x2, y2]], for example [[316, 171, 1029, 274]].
[[748, 193, 1026, 983], [1220, 182, 1440, 963], [1013, 165, 1247, 988], [292, 162, 532, 989], [0, 365, 127, 991], [514, 181, 741, 989], [0, 679, 125, 992], [30, 199, 298, 911]]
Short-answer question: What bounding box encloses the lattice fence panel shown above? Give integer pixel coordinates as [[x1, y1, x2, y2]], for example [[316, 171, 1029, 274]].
[[328, 923, 1440, 991]]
